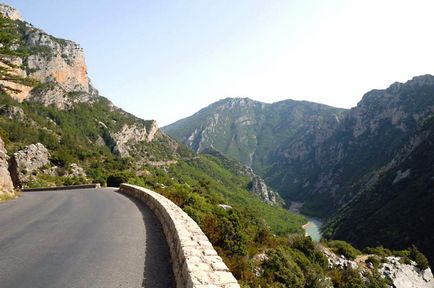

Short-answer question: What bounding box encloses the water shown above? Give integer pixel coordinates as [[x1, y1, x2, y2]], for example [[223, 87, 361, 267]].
[[289, 201, 323, 242], [302, 216, 323, 242]]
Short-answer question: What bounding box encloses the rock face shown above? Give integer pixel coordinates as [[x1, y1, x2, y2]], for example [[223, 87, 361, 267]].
[[379, 257, 434, 288], [165, 98, 344, 169], [0, 4, 22, 21], [111, 124, 149, 157], [0, 6, 97, 108], [322, 248, 434, 288], [10, 143, 50, 187], [103, 120, 162, 158], [0, 137, 14, 196], [245, 167, 278, 204], [67, 163, 86, 178], [203, 148, 280, 204], [165, 75, 434, 265]]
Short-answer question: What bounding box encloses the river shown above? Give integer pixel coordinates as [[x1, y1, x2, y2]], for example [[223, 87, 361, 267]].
[[289, 201, 323, 242]]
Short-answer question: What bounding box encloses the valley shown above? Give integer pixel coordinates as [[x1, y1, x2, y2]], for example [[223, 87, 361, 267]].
[[289, 201, 323, 242], [0, 2, 433, 287], [164, 75, 434, 272]]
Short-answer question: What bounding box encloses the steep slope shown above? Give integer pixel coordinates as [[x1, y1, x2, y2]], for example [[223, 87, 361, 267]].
[[0, 4, 188, 168], [165, 76, 434, 216], [324, 113, 434, 266], [1, 3, 432, 286], [276, 75, 434, 217], [164, 97, 345, 170], [164, 97, 345, 205], [165, 75, 434, 267]]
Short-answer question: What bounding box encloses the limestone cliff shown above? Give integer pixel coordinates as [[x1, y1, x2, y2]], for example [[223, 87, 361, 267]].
[[0, 136, 14, 196], [0, 3, 97, 108], [322, 247, 434, 288], [0, 3, 22, 21]]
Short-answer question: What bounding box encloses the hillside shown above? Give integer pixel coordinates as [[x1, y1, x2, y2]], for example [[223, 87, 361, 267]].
[[324, 112, 434, 266], [164, 76, 434, 267], [1, 3, 432, 287], [163, 97, 346, 195]]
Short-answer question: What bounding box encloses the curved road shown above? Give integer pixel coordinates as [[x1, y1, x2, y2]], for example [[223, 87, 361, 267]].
[[0, 188, 175, 288]]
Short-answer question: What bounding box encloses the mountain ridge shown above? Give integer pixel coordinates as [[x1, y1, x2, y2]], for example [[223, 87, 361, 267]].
[[164, 74, 434, 267]]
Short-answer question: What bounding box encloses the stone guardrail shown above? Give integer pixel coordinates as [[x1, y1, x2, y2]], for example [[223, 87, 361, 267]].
[[23, 183, 101, 192], [119, 184, 240, 288]]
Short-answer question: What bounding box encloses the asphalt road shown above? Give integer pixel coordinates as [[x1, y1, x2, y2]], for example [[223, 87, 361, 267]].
[[0, 188, 175, 288]]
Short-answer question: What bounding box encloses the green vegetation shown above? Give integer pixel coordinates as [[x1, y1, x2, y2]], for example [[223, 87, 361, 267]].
[[1, 12, 430, 285], [0, 15, 38, 94], [327, 240, 361, 260], [0, 89, 392, 286], [410, 245, 430, 270]]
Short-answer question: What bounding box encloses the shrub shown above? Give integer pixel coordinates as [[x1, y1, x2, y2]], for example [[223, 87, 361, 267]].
[[328, 240, 361, 260], [366, 256, 381, 269], [262, 248, 305, 288], [364, 246, 393, 257], [410, 245, 430, 270]]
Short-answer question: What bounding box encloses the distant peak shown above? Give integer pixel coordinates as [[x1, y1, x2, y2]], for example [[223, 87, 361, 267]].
[[388, 74, 434, 92], [0, 4, 23, 21], [407, 74, 434, 86]]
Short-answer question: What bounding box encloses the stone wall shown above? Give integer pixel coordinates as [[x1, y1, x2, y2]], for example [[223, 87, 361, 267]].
[[118, 184, 240, 288]]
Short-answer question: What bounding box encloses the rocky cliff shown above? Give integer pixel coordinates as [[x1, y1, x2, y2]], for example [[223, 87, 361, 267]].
[[0, 4, 184, 164], [0, 3, 95, 107], [0, 136, 14, 196], [0, 3, 21, 21], [322, 247, 434, 288], [165, 75, 434, 267], [203, 148, 280, 204]]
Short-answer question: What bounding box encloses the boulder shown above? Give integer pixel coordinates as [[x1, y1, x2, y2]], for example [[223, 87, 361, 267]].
[[10, 143, 50, 187]]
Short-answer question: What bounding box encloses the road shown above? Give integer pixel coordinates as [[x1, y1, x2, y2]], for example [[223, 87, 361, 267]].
[[0, 188, 175, 288]]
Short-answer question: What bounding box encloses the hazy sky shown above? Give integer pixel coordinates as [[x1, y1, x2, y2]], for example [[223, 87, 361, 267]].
[[5, 0, 434, 126]]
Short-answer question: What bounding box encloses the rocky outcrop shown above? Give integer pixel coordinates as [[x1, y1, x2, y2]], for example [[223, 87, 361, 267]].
[[244, 167, 279, 204], [322, 247, 434, 288], [10, 143, 50, 187], [0, 137, 14, 196], [0, 5, 98, 108], [202, 148, 281, 204], [0, 105, 26, 120], [0, 4, 22, 21], [104, 121, 162, 157], [110, 124, 149, 157], [379, 257, 434, 288], [67, 163, 86, 178]]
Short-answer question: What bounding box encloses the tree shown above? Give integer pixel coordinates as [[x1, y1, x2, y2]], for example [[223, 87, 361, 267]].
[[0, 15, 37, 95]]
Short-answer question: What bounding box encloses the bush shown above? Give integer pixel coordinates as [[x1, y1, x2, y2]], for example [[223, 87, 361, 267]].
[[262, 248, 305, 288], [410, 245, 430, 270], [366, 256, 381, 269], [364, 246, 393, 257], [328, 240, 361, 260]]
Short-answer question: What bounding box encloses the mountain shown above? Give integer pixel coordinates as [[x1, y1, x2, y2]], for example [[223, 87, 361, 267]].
[[164, 76, 434, 265], [1, 4, 432, 286], [324, 104, 434, 266], [163, 98, 346, 206]]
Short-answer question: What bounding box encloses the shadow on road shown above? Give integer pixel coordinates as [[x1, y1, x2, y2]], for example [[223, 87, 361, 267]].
[[117, 191, 176, 288]]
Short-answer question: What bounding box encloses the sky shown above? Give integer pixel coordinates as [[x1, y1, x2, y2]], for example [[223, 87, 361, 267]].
[[5, 0, 434, 126]]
